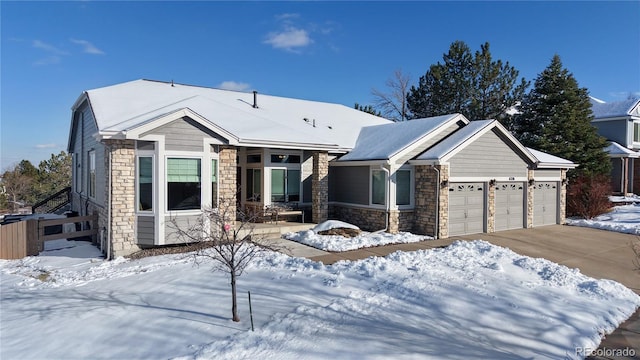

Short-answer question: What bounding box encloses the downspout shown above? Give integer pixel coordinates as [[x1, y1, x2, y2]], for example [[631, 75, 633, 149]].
[[106, 143, 112, 261], [432, 165, 440, 240]]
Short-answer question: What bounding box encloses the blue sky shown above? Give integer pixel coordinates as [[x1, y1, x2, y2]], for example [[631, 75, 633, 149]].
[[2, 1, 639, 170]]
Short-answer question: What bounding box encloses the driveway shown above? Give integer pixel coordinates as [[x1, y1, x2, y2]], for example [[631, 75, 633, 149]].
[[452, 225, 639, 294]]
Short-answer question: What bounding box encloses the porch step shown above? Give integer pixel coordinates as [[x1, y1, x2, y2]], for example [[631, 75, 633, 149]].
[[236, 222, 315, 240]]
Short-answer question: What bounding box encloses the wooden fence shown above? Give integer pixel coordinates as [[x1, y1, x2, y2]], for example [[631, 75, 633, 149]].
[[0, 214, 98, 260]]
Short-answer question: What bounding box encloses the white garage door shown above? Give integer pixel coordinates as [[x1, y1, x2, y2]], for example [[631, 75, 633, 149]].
[[495, 182, 525, 231], [449, 183, 485, 236], [534, 182, 558, 226]]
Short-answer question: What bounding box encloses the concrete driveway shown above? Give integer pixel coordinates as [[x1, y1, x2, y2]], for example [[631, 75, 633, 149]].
[[452, 225, 639, 294]]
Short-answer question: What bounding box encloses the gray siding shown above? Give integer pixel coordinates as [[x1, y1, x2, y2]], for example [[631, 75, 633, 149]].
[[137, 216, 155, 245], [450, 129, 528, 178], [164, 215, 201, 244], [70, 102, 106, 207], [534, 169, 561, 179], [592, 119, 628, 146], [329, 166, 369, 205], [143, 117, 226, 152]]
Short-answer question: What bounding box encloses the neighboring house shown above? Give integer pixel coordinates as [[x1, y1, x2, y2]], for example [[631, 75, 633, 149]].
[[68, 79, 575, 258], [591, 97, 640, 194]]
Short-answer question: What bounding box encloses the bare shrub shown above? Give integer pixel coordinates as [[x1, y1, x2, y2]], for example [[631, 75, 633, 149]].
[[168, 198, 281, 322], [567, 174, 612, 219]]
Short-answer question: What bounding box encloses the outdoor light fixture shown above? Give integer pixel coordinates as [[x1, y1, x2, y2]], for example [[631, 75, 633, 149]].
[[441, 180, 449, 187], [529, 179, 535, 186], [489, 179, 496, 186]]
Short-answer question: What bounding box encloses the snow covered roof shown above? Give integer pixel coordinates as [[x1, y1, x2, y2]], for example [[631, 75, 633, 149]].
[[76, 79, 391, 151], [590, 97, 640, 119], [526, 148, 577, 168], [604, 142, 640, 158], [414, 120, 496, 161], [337, 114, 466, 162]]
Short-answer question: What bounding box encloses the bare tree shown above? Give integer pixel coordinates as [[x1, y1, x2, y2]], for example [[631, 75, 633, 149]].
[[1, 166, 33, 212], [371, 69, 412, 121], [169, 198, 281, 322]]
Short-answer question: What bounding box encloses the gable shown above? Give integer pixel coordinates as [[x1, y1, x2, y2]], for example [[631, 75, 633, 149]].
[[449, 129, 529, 178], [141, 117, 227, 152]]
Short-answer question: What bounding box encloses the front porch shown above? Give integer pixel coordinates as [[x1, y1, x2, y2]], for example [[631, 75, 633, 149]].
[[236, 221, 315, 240]]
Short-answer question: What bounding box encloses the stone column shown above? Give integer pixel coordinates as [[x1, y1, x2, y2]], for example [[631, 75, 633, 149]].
[[526, 169, 534, 228], [218, 146, 238, 222], [414, 165, 448, 238], [104, 139, 139, 258], [388, 209, 400, 234], [559, 169, 567, 224], [487, 181, 496, 233], [312, 151, 329, 224]]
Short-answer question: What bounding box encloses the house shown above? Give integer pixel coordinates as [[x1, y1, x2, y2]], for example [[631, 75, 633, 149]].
[[68, 79, 575, 258], [590, 97, 640, 194]]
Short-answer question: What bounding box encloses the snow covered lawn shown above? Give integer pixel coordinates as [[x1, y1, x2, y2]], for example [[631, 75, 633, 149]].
[[283, 220, 431, 251], [1, 238, 638, 359], [566, 204, 640, 235]]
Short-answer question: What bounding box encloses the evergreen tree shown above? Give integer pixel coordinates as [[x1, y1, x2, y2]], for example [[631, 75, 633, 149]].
[[513, 54, 611, 178], [354, 103, 382, 117], [407, 41, 527, 126]]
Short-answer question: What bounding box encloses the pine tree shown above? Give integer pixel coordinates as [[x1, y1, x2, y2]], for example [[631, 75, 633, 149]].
[[407, 41, 527, 126], [513, 54, 611, 178]]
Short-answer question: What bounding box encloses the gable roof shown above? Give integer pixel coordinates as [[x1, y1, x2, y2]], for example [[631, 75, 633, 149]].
[[590, 97, 640, 119], [337, 114, 468, 162], [604, 141, 640, 158], [526, 148, 578, 168], [74, 79, 391, 151]]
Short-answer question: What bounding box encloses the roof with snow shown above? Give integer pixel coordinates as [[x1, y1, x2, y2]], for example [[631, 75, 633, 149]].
[[75, 79, 391, 150], [590, 97, 640, 119], [338, 114, 465, 161], [604, 142, 640, 158], [414, 120, 496, 161], [526, 148, 577, 168]]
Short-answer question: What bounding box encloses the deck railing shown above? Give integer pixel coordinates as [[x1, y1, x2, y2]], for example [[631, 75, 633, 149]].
[[31, 187, 72, 214]]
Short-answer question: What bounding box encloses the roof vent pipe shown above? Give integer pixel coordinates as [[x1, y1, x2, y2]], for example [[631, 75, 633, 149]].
[[253, 90, 258, 109]]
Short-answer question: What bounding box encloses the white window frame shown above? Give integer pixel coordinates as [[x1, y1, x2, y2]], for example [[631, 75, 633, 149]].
[[395, 167, 414, 209], [136, 154, 155, 214], [634, 122, 640, 143], [165, 156, 203, 214], [88, 150, 96, 199], [369, 168, 387, 208]]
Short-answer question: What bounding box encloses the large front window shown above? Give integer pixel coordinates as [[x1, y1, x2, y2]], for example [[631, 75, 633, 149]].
[[211, 159, 218, 208], [271, 169, 300, 202], [371, 170, 386, 205], [634, 123, 640, 143], [167, 158, 201, 211]]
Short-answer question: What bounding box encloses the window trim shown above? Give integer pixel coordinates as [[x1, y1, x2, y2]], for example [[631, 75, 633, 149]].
[[370, 168, 387, 208], [88, 150, 96, 199], [634, 122, 640, 143], [166, 156, 203, 212], [136, 155, 154, 213], [395, 168, 414, 209]]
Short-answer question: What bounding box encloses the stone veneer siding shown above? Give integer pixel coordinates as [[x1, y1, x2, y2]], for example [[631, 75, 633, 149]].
[[104, 139, 139, 258], [526, 169, 534, 228], [414, 165, 449, 238], [218, 146, 237, 222], [312, 151, 329, 223], [559, 169, 567, 224], [487, 182, 496, 233], [329, 204, 386, 231]]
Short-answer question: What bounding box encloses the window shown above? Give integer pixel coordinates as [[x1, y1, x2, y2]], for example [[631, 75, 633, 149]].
[[167, 158, 201, 211], [247, 154, 261, 163], [396, 170, 411, 206], [270, 154, 301, 164], [634, 123, 640, 142], [88, 150, 96, 198], [271, 169, 301, 202], [371, 170, 386, 205], [246, 168, 261, 202], [138, 157, 153, 211], [211, 159, 218, 208]]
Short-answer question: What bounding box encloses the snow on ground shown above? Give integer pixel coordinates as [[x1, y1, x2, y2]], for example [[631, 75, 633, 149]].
[[284, 230, 430, 252], [311, 220, 360, 233], [1, 238, 638, 360], [566, 204, 640, 235]]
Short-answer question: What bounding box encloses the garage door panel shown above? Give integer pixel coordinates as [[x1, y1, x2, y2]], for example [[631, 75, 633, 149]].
[[448, 182, 485, 236], [534, 182, 558, 226], [495, 182, 525, 231]]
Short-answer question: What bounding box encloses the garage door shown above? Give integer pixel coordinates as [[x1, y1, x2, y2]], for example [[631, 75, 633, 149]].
[[534, 182, 558, 226], [449, 183, 485, 236], [495, 182, 525, 231]]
